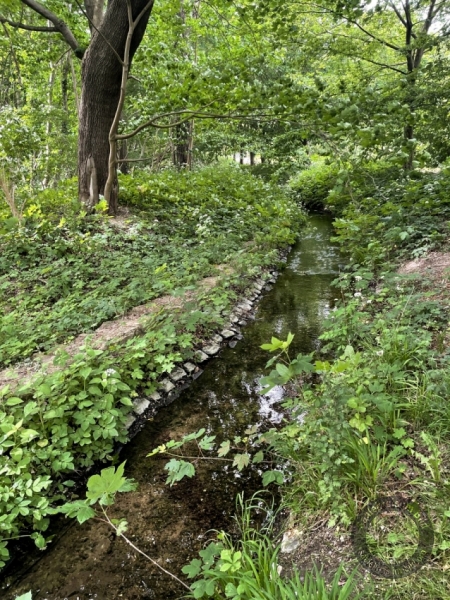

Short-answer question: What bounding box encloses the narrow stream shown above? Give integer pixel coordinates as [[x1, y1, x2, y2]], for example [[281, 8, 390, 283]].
[[2, 214, 343, 600]]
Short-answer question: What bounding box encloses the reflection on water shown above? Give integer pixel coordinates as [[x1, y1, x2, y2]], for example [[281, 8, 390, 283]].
[[2, 214, 343, 600]]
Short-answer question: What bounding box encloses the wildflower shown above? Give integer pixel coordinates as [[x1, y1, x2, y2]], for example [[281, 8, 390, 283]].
[[354, 275, 362, 281], [354, 292, 362, 298], [104, 368, 117, 377], [376, 350, 384, 356]]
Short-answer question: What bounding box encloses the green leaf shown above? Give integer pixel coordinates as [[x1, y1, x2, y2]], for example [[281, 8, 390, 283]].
[[5, 397, 23, 406], [217, 440, 231, 457], [232, 453, 250, 471], [253, 450, 264, 464], [86, 462, 137, 505], [262, 470, 284, 486], [164, 459, 195, 485], [182, 558, 203, 578]]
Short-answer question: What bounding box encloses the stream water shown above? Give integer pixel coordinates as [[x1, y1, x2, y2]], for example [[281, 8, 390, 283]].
[[2, 213, 343, 600]]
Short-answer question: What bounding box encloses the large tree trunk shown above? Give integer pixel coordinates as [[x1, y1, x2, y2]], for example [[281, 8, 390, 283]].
[[78, 0, 153, 214]]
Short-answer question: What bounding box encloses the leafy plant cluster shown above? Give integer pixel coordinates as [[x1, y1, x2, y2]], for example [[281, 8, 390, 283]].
[[329, 164, 450, 268], [0, 163, 304, 367], [287, 161, 339, 209], [0, 305, 214, 569], [0, 163, 305, 571]]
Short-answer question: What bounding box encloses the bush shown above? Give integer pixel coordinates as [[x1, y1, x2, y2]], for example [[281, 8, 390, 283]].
[[288, 162, 339, 209]]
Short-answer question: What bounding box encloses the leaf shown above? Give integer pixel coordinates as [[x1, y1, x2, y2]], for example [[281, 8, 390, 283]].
[[199, 542, 222, 566], [164, 459, 195, 485], [232, 453, 250, 471], [253, 450, 264, 464], [225, 583, 238, 598], [393, 427, 407, 439], [262, 470, 284, 486], [33, 534, 46, 549], [218, 440, 231, 457], [291, 353, 315, 374], [59, 500, 96, 524], [86, 462, 137, 505], [199, 435, 216, 450], [182, 558, 203, 578], [5, 397, 23, 406], [275, 363, 291, 378]]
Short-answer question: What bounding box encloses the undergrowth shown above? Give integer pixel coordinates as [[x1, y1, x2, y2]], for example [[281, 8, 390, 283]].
[[0, 163, 303, 367], [0, 163, 304, 570]]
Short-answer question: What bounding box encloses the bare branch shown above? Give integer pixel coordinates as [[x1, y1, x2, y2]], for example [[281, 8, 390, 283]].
[[0, 15, 57, 32], [116, 109, 300, 140], [19, 0, 81, 54]]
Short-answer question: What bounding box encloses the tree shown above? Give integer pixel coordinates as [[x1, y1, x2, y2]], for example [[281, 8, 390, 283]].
[[0, 0, 154, 213]]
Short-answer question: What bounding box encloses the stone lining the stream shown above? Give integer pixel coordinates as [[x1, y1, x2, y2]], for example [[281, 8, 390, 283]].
[[124, 268, 282, 439]]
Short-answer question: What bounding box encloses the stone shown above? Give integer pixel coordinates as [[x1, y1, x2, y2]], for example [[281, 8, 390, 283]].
[[236, 301, 252, 313], [221, 329, 235, 339], [229, 340, 237, 348], [281, 529, 302, 554], [268, 277, 276, 284], [192, 369, 203, 380], [183, 362, 196, 374], [238, 319, 247, 326], [149, 391, 161, 402], [133, 398, 150, 415], [159, 378, 175, 393], [195, 350, 209, 362], [203, 344, 221, 356], [170, 367, 187, 382], [230, 315, 240, 324], [124, 414, 136, 430], [211, 334, 223, 344]]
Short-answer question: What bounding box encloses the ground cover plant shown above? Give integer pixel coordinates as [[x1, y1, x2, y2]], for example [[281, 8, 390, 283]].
[[0, 162, 304, 570], [0, 163, 301, 368]]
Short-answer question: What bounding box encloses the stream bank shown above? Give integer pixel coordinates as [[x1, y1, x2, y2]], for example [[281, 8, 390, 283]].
[[2, 214, 343, 600]]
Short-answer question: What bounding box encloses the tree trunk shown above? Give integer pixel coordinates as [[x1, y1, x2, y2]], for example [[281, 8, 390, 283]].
[[61, 56, 69, 134], [78, 0, 153, 213], [172, 120, 193, 169], [250, 151, 255, 166]]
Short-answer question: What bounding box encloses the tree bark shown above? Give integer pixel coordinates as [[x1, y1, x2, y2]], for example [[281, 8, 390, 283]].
[[78, 0, 153, 213], [84, 0, 106, 31]]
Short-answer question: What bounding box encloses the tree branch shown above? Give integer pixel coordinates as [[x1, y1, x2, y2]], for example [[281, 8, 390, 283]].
[[350, 18, 401, 51], [116, 109, 300, 140], [20, 0, 81, 55], [0, 15, 56, 31]]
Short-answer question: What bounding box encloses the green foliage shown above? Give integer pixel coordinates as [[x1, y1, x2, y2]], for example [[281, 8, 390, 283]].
[[0, 164, 304, 568], [59, 461, 136, 523], [182, 495, 363, 599], [0, 164, 303, 367], [288, 163, 339, 209]]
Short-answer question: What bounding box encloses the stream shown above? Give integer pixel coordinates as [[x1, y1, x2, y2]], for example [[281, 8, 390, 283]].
[[2, 213, 343, 600]]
